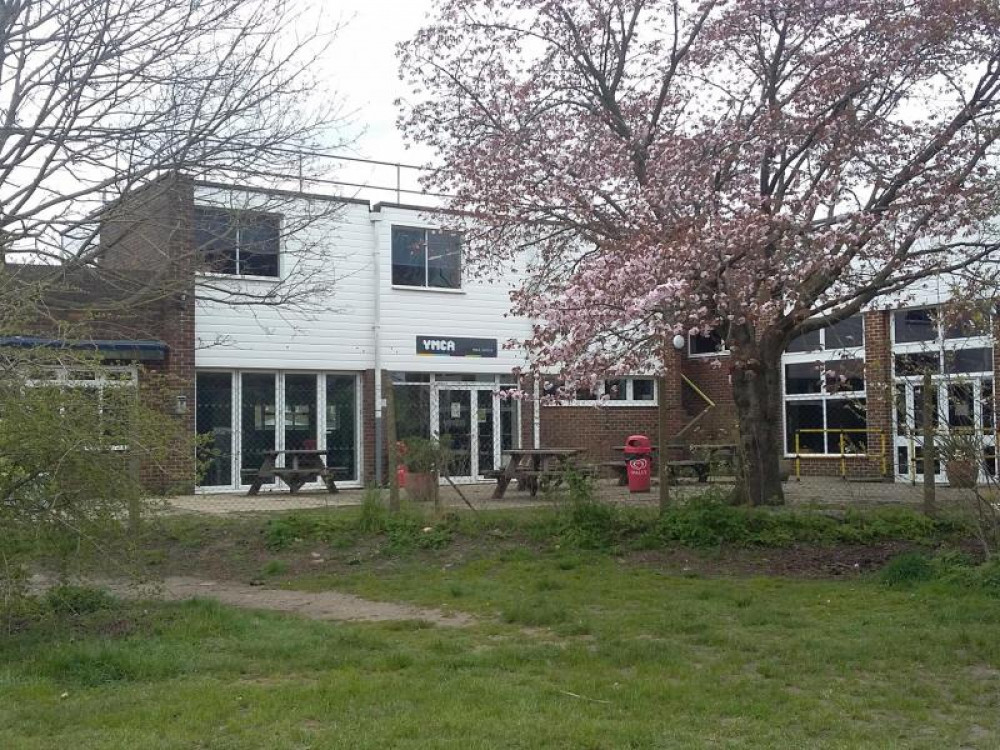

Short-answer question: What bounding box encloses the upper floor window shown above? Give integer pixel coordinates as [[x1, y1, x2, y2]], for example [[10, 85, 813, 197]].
[[786, 315, 865, 353], [893, 306, 990, 344], [688, 327, 729, 356], [391, 226, 461, 289], [194, 207, 280, 278]]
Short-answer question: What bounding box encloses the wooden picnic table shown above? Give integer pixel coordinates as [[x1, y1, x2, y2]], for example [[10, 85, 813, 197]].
[[247, 449, 342, 495], [605, 444, 736, 484], [491, 448, 582, 499]]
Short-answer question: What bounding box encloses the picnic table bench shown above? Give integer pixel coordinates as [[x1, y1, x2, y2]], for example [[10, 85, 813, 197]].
[[247, 449, 343, 495], [603, 443, 737, 485], [491, 448, 589, 499]]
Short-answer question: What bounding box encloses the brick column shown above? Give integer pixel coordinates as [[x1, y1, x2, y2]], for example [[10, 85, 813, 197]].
[[864, 309, 893, 479]]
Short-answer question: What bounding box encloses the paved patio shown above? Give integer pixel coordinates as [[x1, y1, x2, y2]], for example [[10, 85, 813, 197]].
[[166, 476, 977, 515]]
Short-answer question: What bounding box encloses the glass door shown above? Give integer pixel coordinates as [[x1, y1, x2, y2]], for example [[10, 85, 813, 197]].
[[438, 388, 472, 478], [894, 378, 996, 484], [196, 372, 233, 487], [477, 390, 496, 475], [241, 372, 276, 487]]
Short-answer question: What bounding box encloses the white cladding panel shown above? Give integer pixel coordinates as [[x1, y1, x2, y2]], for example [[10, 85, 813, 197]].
[[194, 190, 532, 373], [195, 188, 377, 370], [374, 205, 531, 374]]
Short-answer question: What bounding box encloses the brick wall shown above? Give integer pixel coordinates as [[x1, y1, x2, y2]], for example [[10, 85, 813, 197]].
[[679, 355, 738, 444], [99, 174, 197, 492]]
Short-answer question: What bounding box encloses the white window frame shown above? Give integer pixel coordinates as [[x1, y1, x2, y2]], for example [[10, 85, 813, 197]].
[[782, 341, 867, 458], [542, 377, 659, 406], [193, 205, 282, 280], [390, 224, 463, 290], [195, 369, 363, 493]]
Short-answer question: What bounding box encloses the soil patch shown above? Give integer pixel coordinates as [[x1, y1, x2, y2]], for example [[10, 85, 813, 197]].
[[626, 541, 928, 578], [32, 575, 475, 627]]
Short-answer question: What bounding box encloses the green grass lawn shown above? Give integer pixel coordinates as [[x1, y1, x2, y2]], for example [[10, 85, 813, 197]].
[[3, 545, 1000, 749]]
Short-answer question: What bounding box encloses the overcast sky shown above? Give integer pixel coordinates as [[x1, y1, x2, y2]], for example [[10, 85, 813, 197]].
[[311, 0, 437, 201]]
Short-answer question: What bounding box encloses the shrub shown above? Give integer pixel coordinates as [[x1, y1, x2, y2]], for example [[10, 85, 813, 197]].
[[357, 486, 388, 534], [44, 585, 116, 616], [879, 553, 935, 587]]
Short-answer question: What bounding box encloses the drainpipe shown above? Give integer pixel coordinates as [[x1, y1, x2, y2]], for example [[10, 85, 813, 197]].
[[371, 211, 384, 484]]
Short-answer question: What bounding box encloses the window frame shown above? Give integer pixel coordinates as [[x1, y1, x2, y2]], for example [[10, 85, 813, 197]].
[[390, 224, 463, 290], [545, 377, 659, 406], [193, 205, 282, 279], [782, 324, 867, 457], [687, 328, 730, 357]]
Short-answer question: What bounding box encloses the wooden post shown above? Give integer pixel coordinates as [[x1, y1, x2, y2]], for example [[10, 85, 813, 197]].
[[657, 375, 671, 513], [922, 372, 936, 516], [383, 370, 401, 512]]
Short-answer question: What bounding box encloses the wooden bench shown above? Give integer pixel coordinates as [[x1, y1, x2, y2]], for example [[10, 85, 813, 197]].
[[602, 458, 710, 484]]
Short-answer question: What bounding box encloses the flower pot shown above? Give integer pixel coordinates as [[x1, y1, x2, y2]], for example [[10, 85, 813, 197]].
[[946, 459, 978, 489], [405, 471, 437, 502]]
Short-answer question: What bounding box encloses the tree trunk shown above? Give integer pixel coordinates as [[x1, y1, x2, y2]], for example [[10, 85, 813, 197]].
[[730, 348, 785, 506]]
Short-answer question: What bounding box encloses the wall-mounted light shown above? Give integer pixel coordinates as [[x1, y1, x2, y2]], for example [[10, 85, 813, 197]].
[[175, 395, 188, 414], [672, 334, 686, 351]]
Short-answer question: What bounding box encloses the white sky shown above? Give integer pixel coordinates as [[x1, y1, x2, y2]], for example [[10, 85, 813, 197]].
[[308, 0, 438, 202]]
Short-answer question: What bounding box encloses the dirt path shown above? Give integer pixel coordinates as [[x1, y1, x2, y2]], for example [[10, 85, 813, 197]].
[[33, 575, 476, 628]]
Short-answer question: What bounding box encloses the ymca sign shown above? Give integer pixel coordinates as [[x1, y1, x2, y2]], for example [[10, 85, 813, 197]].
[[416, 336, 498, 358]]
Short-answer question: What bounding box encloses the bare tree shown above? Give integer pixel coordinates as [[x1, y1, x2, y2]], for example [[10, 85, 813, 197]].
[[0, 0, 352, 319]]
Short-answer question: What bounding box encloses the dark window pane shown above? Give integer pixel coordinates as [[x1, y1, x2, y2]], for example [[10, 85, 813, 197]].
[[983, 381, 995, 431], [948, 383, 975, 429], [284, 374, 317, 451], [786, 328, 821, 353], [895, 352, 940, 377], [894, 308, 937, 343], [895, 384, 908, 436], [632, 378, 655, 401], [826, 398, 867, 453], [912, 384, 939, 431], [394, 384, 431, 440], [945, 347, 992, 374], [238, 213, 280, 277], [826, 316, 864, 349], [196, 372, 233, 487], [605, 379, 627, 400], [326, 375, 357, 481], [786, 401, 824, 453], [392, 226, 427, 286], [785, 362, 823, 394], [194, 207, 237, 274], [824, 359, 864, 393], [944, 311, 990, 339], [689, 329, 726, 355], [427, 230, 461, 289], [241, 373, 276, 485]]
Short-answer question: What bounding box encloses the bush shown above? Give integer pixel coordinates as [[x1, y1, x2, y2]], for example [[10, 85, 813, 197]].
[[878, 553, 935, 587]]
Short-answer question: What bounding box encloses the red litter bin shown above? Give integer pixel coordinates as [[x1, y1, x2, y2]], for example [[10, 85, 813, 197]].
[[624, 434, 652, 493]]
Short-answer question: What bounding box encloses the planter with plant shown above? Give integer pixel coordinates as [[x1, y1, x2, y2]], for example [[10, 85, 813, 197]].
[[398, 437, 450, 502], [942, 432, 982, 489]]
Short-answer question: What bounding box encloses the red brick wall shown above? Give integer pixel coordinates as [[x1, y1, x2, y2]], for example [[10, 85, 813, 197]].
[[540, 403, 659, 464], [679, 355, 738, 444], [99, 175, 197, 492]]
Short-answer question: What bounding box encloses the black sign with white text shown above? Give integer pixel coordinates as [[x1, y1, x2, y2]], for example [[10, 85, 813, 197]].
[[416, 336, 498, 358]]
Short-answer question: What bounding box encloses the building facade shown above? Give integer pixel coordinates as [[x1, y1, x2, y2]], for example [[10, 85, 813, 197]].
[[13, 174, 995, 493]]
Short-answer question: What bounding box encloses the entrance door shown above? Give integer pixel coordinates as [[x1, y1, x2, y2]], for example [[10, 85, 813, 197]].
[[438, 389, 473, 478], [433, 385, 515, 480], [894, 378, 995, 483]]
